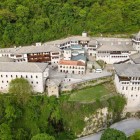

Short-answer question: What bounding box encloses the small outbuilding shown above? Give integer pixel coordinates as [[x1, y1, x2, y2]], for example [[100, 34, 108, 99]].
[[47, 79, 61, 97]]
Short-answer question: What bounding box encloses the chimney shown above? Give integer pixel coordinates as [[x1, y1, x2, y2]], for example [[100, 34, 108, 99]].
[[36, 42, 42, 47], [82, 31, 88, 37]]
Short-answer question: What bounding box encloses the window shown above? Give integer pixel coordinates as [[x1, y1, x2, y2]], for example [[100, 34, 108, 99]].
[[31, 75, 33, 78], [122, 86, 124, 90], [131, 87, 133, 90], [6, 75, 8, 77], [36, 76, 38, 78], [1, 75, 3, 77]]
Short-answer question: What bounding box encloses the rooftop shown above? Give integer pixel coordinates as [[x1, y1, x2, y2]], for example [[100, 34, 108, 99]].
[[114, 64, 140, 77], [72, 54, 86, 62], [133, 31, 140, 38], [0, 45, 61, 54], [43, 35, 91, 45], [70, 45, 83, 50], [130, 53, 140, 64], [88, 39, 98, 46], [0, 47, 18, 54], [0, 56, 14, 62], [47, 79, 61, 86], [15, 45, 61, 54], [0, 62, 48, 73], [59, 60, 85, 66], [97, 43, 134, 51]]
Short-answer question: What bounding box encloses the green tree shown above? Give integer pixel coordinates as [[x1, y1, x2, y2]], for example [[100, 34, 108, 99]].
[[0, 123, 12, 140], [9, 78, 32, 104], [5, 104, 22, 123], [130, 130, 140, 140], [100, 128, 127, 140], [31, 133, 55, 140], [15, 128, 28, 140]]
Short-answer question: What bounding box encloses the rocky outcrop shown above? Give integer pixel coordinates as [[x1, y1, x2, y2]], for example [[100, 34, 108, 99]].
[[78, 107, 113, 137]]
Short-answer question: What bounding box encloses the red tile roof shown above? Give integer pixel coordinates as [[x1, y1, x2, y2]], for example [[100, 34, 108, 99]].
[[59, 60, 85, 66]]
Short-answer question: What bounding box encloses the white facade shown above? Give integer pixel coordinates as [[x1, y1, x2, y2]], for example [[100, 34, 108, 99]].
[[115, 74, 140, 108], [96, 51, 136, 64], [87, 40, 98, 56], [50, 51, 61, 65], [114, 64, 140, 110], [58, 60, 86, 75], [0, 63, 49, 93], [132, 31, 140, 51], [63, 49, 72, 60], [0, 45, 61, 64]]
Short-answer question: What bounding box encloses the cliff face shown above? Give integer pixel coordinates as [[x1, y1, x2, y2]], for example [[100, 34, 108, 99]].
[[78, 107, 113, 137]]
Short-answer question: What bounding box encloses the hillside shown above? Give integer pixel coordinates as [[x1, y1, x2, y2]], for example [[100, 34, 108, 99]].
[[0, 0, 140, 47]]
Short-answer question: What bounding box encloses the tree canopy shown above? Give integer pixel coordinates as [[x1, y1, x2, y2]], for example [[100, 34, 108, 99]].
[[100, 128, 127, 140], [0, 0, 140, 48], [31, 133, 55, 140], [0, 93, 126, 140], [9, 78, 32, 104], [130, 130, 140, 140]]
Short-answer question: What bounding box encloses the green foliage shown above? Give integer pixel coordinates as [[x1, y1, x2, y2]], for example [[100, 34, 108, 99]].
[[69, 84, 110, 103], [31, 133, 55, 140], [9, 78, 32, 104], [60, 95, 126, 134], [0, 93, 126, 139], [100, 128, 127, 140], [130, 130, 140, 140], [0, 123, 12, 140], [0, 0, 140, 47], [108, 95, 126, 121]]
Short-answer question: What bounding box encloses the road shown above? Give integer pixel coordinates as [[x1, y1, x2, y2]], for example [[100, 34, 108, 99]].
[[50, 68, 112, 82], [78, 118, 140, 140]]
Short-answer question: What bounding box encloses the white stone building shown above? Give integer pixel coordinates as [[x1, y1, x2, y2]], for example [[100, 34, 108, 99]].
[[0, 62, 49, 93], [63, 45, 85, 60], [44, 32, 90, 49], [58, 60, 86, 74], [0, 44, 61, 65], [96, 43, 136, 64], [114, 64, 140, 109], [86, 39, 99, 56]]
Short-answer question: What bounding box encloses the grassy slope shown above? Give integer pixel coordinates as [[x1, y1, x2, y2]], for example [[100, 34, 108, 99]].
[[69, 84, 111, 103]]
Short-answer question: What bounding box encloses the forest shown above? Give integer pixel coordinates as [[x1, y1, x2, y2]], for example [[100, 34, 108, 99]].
[[0, 94, 126, 140], [0, 0, 140, 47], [0, 78, 127, 140]]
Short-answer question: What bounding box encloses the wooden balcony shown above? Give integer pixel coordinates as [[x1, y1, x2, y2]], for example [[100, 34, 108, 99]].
[[51, 53, 59, 55], [119, 76, 130, 81], [27, 54, 50, 58], [110, 51, 121, 54]]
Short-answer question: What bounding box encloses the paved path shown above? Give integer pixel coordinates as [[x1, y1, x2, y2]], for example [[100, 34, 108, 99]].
[[50, 68, 112, 83], [78, 118, 140, 140]]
